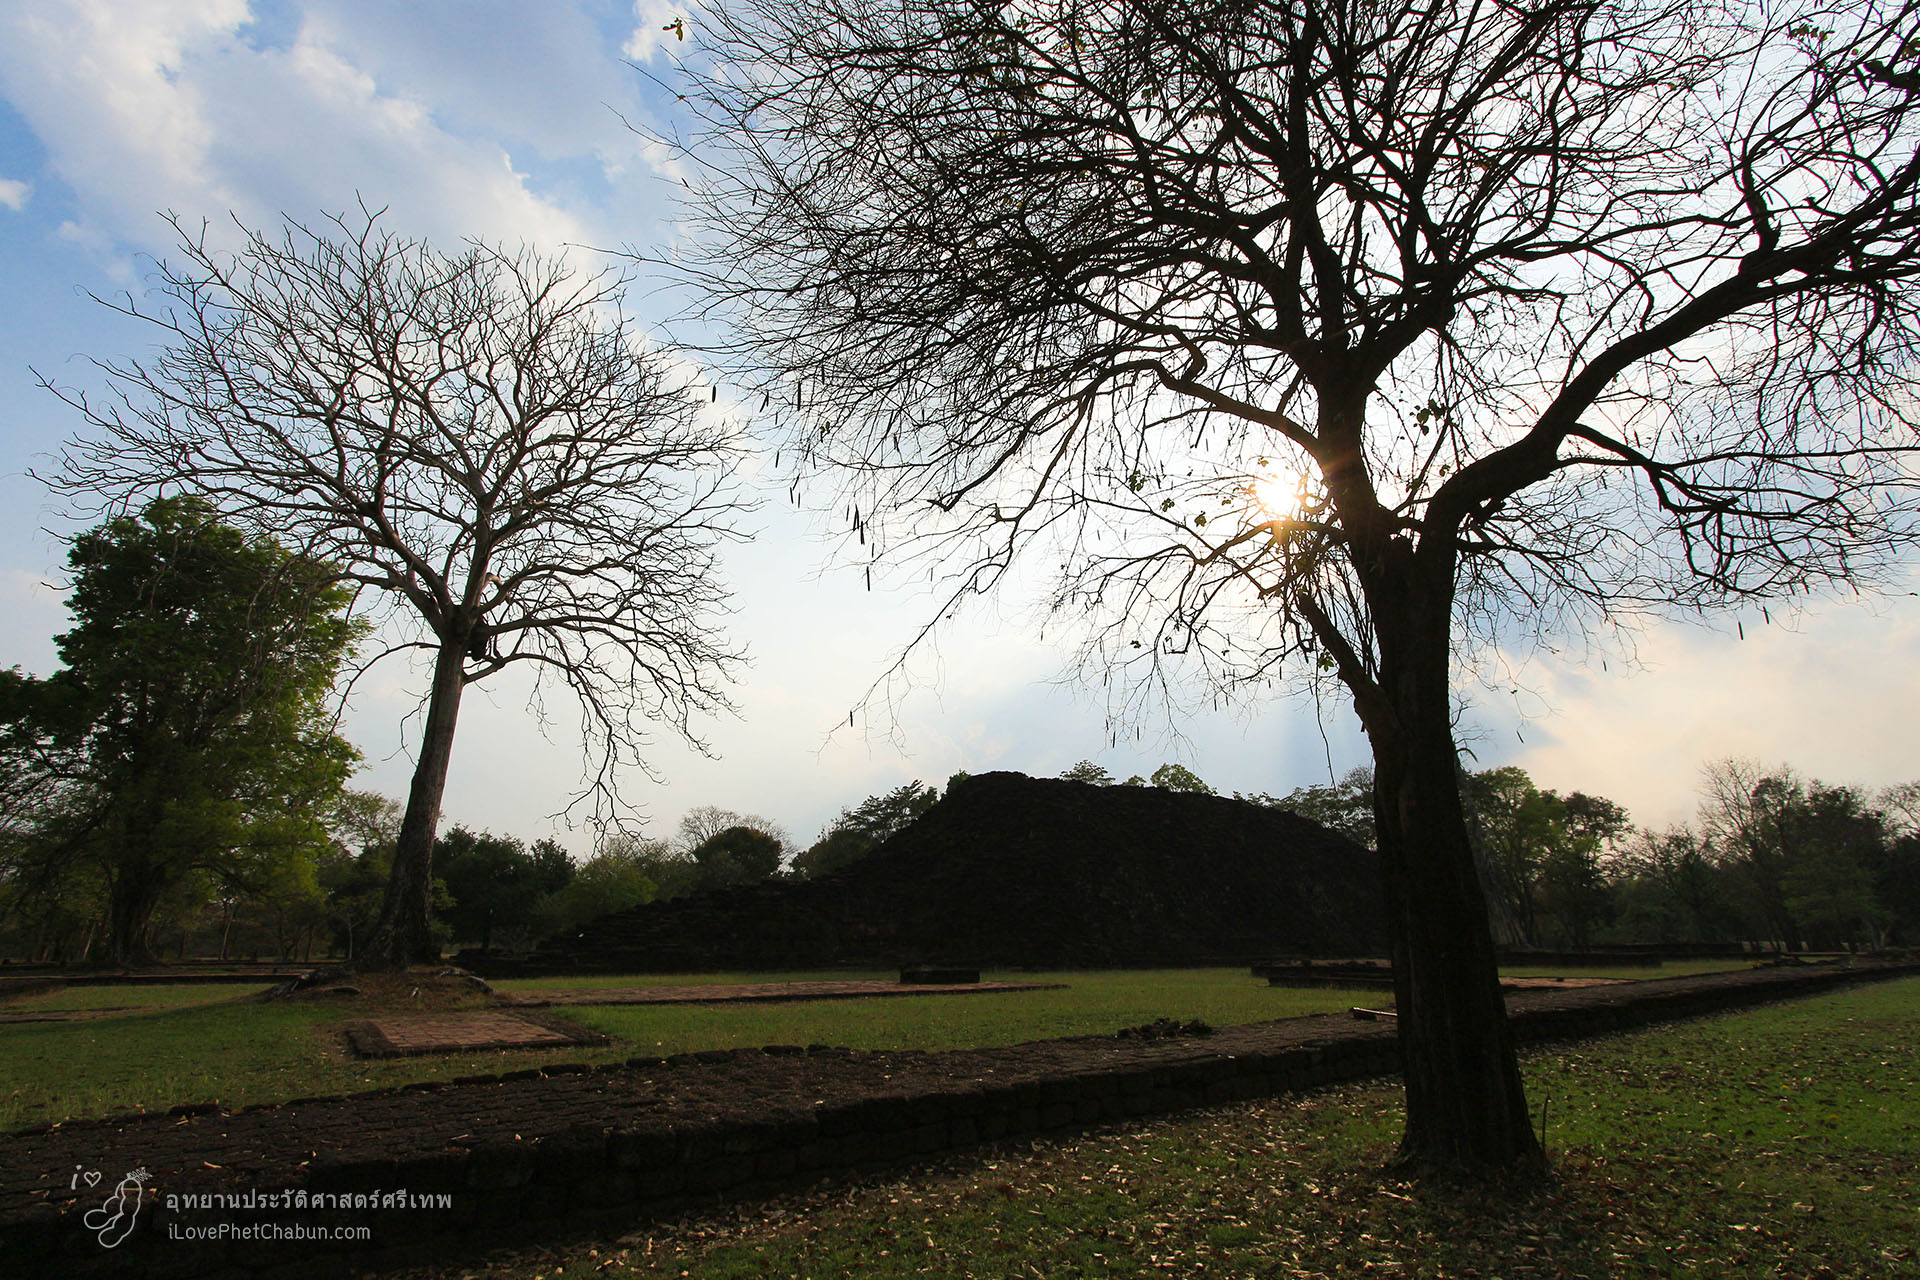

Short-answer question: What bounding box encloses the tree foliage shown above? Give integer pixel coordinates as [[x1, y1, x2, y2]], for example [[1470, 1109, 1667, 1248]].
[[1121, 763, 1216, 793], [42, 211, 747, 967], [1251, 766, 1378, 849], [1691, 759, 1895, 949], [594, 829, 705, 901], [688, 824, 787, 889], [793, 780, 941, 878], [435, 826, 574, 952], [1058, 760, 1115, 785], [537, 852, 659, 936], [1461, 768, 1629, 948], [1536, 791, 1632, 950], [0, 498, 359, 964]]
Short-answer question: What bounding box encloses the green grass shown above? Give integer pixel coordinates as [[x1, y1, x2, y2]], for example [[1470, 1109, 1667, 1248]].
[[468, 977, 1920, 1280], [0, 982, 250, 1013], [552, 968, 1376, 1055], [0, 968, 1363, 1130], [493, 971, 903, 991]]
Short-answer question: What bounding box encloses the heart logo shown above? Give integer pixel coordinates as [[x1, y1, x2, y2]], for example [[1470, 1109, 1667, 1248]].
[[83, 1171, 102, 1188]]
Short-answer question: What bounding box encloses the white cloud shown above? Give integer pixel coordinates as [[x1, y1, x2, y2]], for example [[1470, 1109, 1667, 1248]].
[[300, 1, 648, 161], [0, 0, 661, 266], [0, 1, 245, 243], [1500, 588, 1920, 828], [0, 176, 28, 210], [623, 0, 696, 65]]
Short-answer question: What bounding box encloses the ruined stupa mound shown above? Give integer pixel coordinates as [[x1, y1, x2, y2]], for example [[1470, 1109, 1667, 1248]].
[[520, 770, 1383, 973]]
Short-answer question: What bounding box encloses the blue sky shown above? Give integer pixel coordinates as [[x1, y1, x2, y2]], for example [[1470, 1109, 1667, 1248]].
[[2, 1, 1916, 855]]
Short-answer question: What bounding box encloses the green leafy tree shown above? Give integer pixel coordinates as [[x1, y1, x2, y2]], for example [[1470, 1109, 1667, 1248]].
[[1251, 767, 1377, 849], [1117, 763, 1214, 791], [240, 852, 328, 963], [1535, 792, 1629, 949], [1461, 767, 1560, 946], [1149, 763, 1214, 794], [606, 831, 704, 902], [317, 844, 389, 961], [0, 820, 105, 963], [435, 827, 574, 953], [537, 852, 660, 935], [1625, 765, 1906, 949], [1058, 760, 1114, 785], [687, 824, 786, 891], [791, 826, 876, 881], [1874, 833, 1920, 946], [1461, 769, 1628, 948], [1775, 782, 1889, 949], [676, 806, 754, 851], [0, 498, 358, 965], [1, 671, 106, 961], [1613, 826, 1742, 944], [1873, 783, 1920, 944], [1698, 760, 1812, 950], [670, 805, 792, 892], [793, 781, 940, 878], [317, 789, 402, 959]]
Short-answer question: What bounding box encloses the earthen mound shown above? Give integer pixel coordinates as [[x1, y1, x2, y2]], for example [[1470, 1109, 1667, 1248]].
[[518, 771, 1383, 973]]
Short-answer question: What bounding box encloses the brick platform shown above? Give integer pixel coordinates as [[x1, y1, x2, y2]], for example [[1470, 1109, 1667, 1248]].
[[3, 959, 1913, 1279], [343, 1013, 606, 1058]]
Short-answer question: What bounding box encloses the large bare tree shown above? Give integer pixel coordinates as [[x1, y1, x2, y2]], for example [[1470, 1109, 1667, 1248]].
[[45, 211, 746, 969], [665, 0, 1920, 1172]]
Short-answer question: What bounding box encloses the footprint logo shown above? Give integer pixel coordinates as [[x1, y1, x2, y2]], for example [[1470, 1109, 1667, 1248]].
[[82, 1167, 149, 1248]]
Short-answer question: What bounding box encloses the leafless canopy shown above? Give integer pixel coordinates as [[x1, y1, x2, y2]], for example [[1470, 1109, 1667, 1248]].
[[44, 210, 747, 820], [668, 0, 1920, 716], [657, 0, 1920, 1171]]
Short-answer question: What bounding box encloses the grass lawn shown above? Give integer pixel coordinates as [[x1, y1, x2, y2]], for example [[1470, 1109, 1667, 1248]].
[[0, 968, 1367, 1130], [0, 982, 249, 1013], [541, 969, 1390, 1056], [464, 976, 1920, 1280]]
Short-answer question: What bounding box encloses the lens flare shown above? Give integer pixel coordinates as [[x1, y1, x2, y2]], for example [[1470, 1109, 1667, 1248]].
[[1249, 469, 1306, 523]]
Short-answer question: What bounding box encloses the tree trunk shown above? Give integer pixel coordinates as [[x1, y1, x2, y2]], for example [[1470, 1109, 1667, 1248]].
[[1373, 730, 1546, 1174], [360, 639, 468, 970], [104, 860, 164, 969], [1356, 537, 1547, 1177]]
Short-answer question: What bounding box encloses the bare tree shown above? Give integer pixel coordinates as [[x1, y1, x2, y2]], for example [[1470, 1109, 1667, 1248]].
[[1697, 758, 1806, 949], [665, 0, 1920, 1172], [1881, 780, 1920, 835], [44, 210, 747, 969]]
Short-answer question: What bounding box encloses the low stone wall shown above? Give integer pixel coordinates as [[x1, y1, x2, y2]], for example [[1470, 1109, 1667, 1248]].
[[1495, 949, 1667, 968], [0, 970, 307, 991], [8, 960, 1913, 1279]]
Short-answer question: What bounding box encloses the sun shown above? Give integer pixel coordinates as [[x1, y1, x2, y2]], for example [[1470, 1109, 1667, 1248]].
[[1248, 468, 1308, 523]]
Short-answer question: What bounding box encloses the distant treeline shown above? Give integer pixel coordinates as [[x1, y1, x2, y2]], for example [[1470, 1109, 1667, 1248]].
[[1245, 758, 1920, 953], [8, 749, 1912, 966]]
